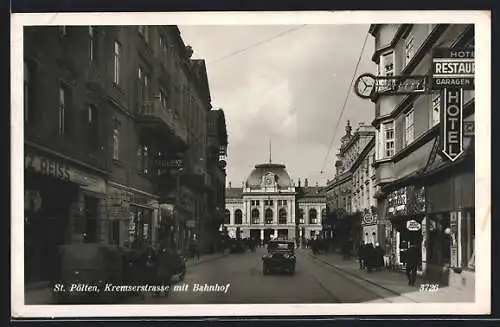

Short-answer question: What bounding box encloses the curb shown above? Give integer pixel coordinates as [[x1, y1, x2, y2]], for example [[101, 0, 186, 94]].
[[309, 253, 419, 302]]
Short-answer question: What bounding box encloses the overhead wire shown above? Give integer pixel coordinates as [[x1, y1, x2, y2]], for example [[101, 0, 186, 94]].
[[319, 28, 371, 175], [207, 25, 307, 65]]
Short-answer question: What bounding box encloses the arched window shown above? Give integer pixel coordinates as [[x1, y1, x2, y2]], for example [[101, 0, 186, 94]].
[[224, 209, 230, 225], [234, 209, 243, 225], [278, 208, 287, 224], [251, 208, 260, 224], [265, 208, 273, 224], [298, 208, 305, 224], [309, 208, 318, 225]]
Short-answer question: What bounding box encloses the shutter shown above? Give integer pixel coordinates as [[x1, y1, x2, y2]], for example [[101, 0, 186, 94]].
[[395, 115, 404, 153]]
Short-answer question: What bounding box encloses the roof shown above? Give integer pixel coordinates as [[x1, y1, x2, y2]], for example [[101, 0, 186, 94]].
[[246, 163, 292, 189], [225, 187, 243, 198], [299, 186, 326, 198]]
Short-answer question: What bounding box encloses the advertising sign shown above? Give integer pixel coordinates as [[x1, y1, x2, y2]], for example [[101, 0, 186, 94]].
[[406, 219, 422, 231], [432, 48, 474, 90], [440, 88, 464, 161], [354, 73, 428, 99]]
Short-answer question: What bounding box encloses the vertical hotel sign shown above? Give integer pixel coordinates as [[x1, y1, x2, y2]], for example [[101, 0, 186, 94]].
[[432, 48, 474, 162]]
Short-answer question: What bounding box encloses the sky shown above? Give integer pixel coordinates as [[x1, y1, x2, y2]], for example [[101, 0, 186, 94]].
[[179, 24, 376, 187]]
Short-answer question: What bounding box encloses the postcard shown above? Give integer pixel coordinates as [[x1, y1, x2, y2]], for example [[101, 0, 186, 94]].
[[11, 10, 491, 318]]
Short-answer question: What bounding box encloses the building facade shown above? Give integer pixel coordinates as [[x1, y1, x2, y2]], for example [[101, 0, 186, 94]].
[[324, 121, 378, 252], [224, 162, 324, 243], [369, 24, 474, 290], [23, 25, 220, 287]]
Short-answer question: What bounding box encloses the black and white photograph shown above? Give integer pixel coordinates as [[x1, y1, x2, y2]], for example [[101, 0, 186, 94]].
[[11, 11, 490, 317]]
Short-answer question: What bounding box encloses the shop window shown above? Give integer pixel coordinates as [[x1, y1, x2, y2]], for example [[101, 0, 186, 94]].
[[431, 93, 441, 127], [278, 208, 287, 224], [404, 107, 415, 146], [234, 209, 243, 225], [113, 41, 121, 85], [224, 209, 230, 225], [251, 208, 260, 224], [109, 219, 120, 245], [461, 210, 475, 270]]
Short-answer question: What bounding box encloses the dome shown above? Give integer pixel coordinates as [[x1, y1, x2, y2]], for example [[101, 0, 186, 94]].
[[245, 163, 293, 189]]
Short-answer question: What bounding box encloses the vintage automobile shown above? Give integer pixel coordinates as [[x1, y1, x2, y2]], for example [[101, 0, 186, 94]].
[[262, 240, 296, 275]]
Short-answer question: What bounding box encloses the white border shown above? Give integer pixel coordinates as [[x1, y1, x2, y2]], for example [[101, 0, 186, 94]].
[[11, 10, 491, 317]]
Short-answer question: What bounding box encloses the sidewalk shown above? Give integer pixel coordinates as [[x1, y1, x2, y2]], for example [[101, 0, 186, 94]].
[[185, 250, 229, 268], [311, 252, 475, 303]]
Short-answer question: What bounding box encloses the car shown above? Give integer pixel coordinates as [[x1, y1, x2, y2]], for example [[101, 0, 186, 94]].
[[262, 240, 296, 275]]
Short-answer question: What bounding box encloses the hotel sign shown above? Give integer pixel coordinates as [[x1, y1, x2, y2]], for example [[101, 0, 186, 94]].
[[433, 48, 474, 162]]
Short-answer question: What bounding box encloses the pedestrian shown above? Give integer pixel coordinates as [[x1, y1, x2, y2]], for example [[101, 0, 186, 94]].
[[374, 242, 384, 271], [358, 241, 366, 269], [406, 242, 419, 286], [365, 243, 375, 272]]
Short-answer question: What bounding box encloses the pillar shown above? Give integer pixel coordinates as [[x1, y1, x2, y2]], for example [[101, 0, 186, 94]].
[[274, 198, 278, 224], [290, 198, 296, 225], [274, 229, 278, 238], [260, 229, 264, 241]]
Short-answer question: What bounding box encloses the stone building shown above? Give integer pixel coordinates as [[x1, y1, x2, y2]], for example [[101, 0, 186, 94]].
[[224, 160, 325, 243], [369, 24, 474, 290]]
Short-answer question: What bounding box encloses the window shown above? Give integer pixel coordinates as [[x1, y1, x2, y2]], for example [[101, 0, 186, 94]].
[[277, 200, 282, 206], [251, 200, 255, 206], [405, 108, 415, 146], [58, 85, 70, 136], [432, 93, 440, 126], [234, 209, 243, 225], [87, 105, 99, 151], [251, 208, 260, 224], [113, 41, 121, 85], [137, 145, 150, 175], [278, 208, 287, 224], [309, 209, 318, 224], [404, 31, 416, 66], [224, 209, 230, 225], [264, 200, 268, 206], [269, 200, 273, 206], [383, 121, 395, 158], [380, 51, 394, 77], [112, 128, 119, 160], [256, 200, 260, 206], [265, 208, 273, 224], [109, 219, 120, 245], [88, 26, 96, 62], [283, 200, 287, 206], [298, 209, 305, 224]]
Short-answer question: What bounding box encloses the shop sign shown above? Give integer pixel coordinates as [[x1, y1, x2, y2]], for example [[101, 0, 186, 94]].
[[432, 48, 474, 90], [25, 152, 105, 193], [386, 187, 408, 216], [406, 219, 422, 231], [354, 73, 428, 99]]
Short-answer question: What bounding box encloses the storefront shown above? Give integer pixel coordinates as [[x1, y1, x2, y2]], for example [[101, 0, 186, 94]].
[[24, 147, 107, 284], [424, 163, 475, 289], [385, 185, 426, 270], [106, 182, 159, 250]]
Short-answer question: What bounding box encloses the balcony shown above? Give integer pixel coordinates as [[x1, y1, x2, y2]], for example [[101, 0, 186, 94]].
[[137, 99, 188, 148]]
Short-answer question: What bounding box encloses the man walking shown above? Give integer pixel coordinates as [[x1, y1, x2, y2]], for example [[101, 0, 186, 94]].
[[406, 242, 419, 286]]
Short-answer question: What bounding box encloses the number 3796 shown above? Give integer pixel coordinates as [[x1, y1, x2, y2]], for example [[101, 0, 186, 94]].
[[420, 284, 439, 292]]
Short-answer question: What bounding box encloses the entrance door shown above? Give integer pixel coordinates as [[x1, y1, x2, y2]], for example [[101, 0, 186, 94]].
[[264, 229, 273, 244], [250, 229, 260, 240]]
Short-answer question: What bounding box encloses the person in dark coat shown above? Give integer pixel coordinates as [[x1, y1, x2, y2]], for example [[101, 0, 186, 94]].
[[374, 243, 385, 271], [358, 241, 366, 269], [406, 242, 419, 286], [365, 243, 375, 272]]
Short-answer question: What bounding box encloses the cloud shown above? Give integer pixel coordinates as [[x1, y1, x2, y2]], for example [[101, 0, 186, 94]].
[[179, 24, 376, 186]]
